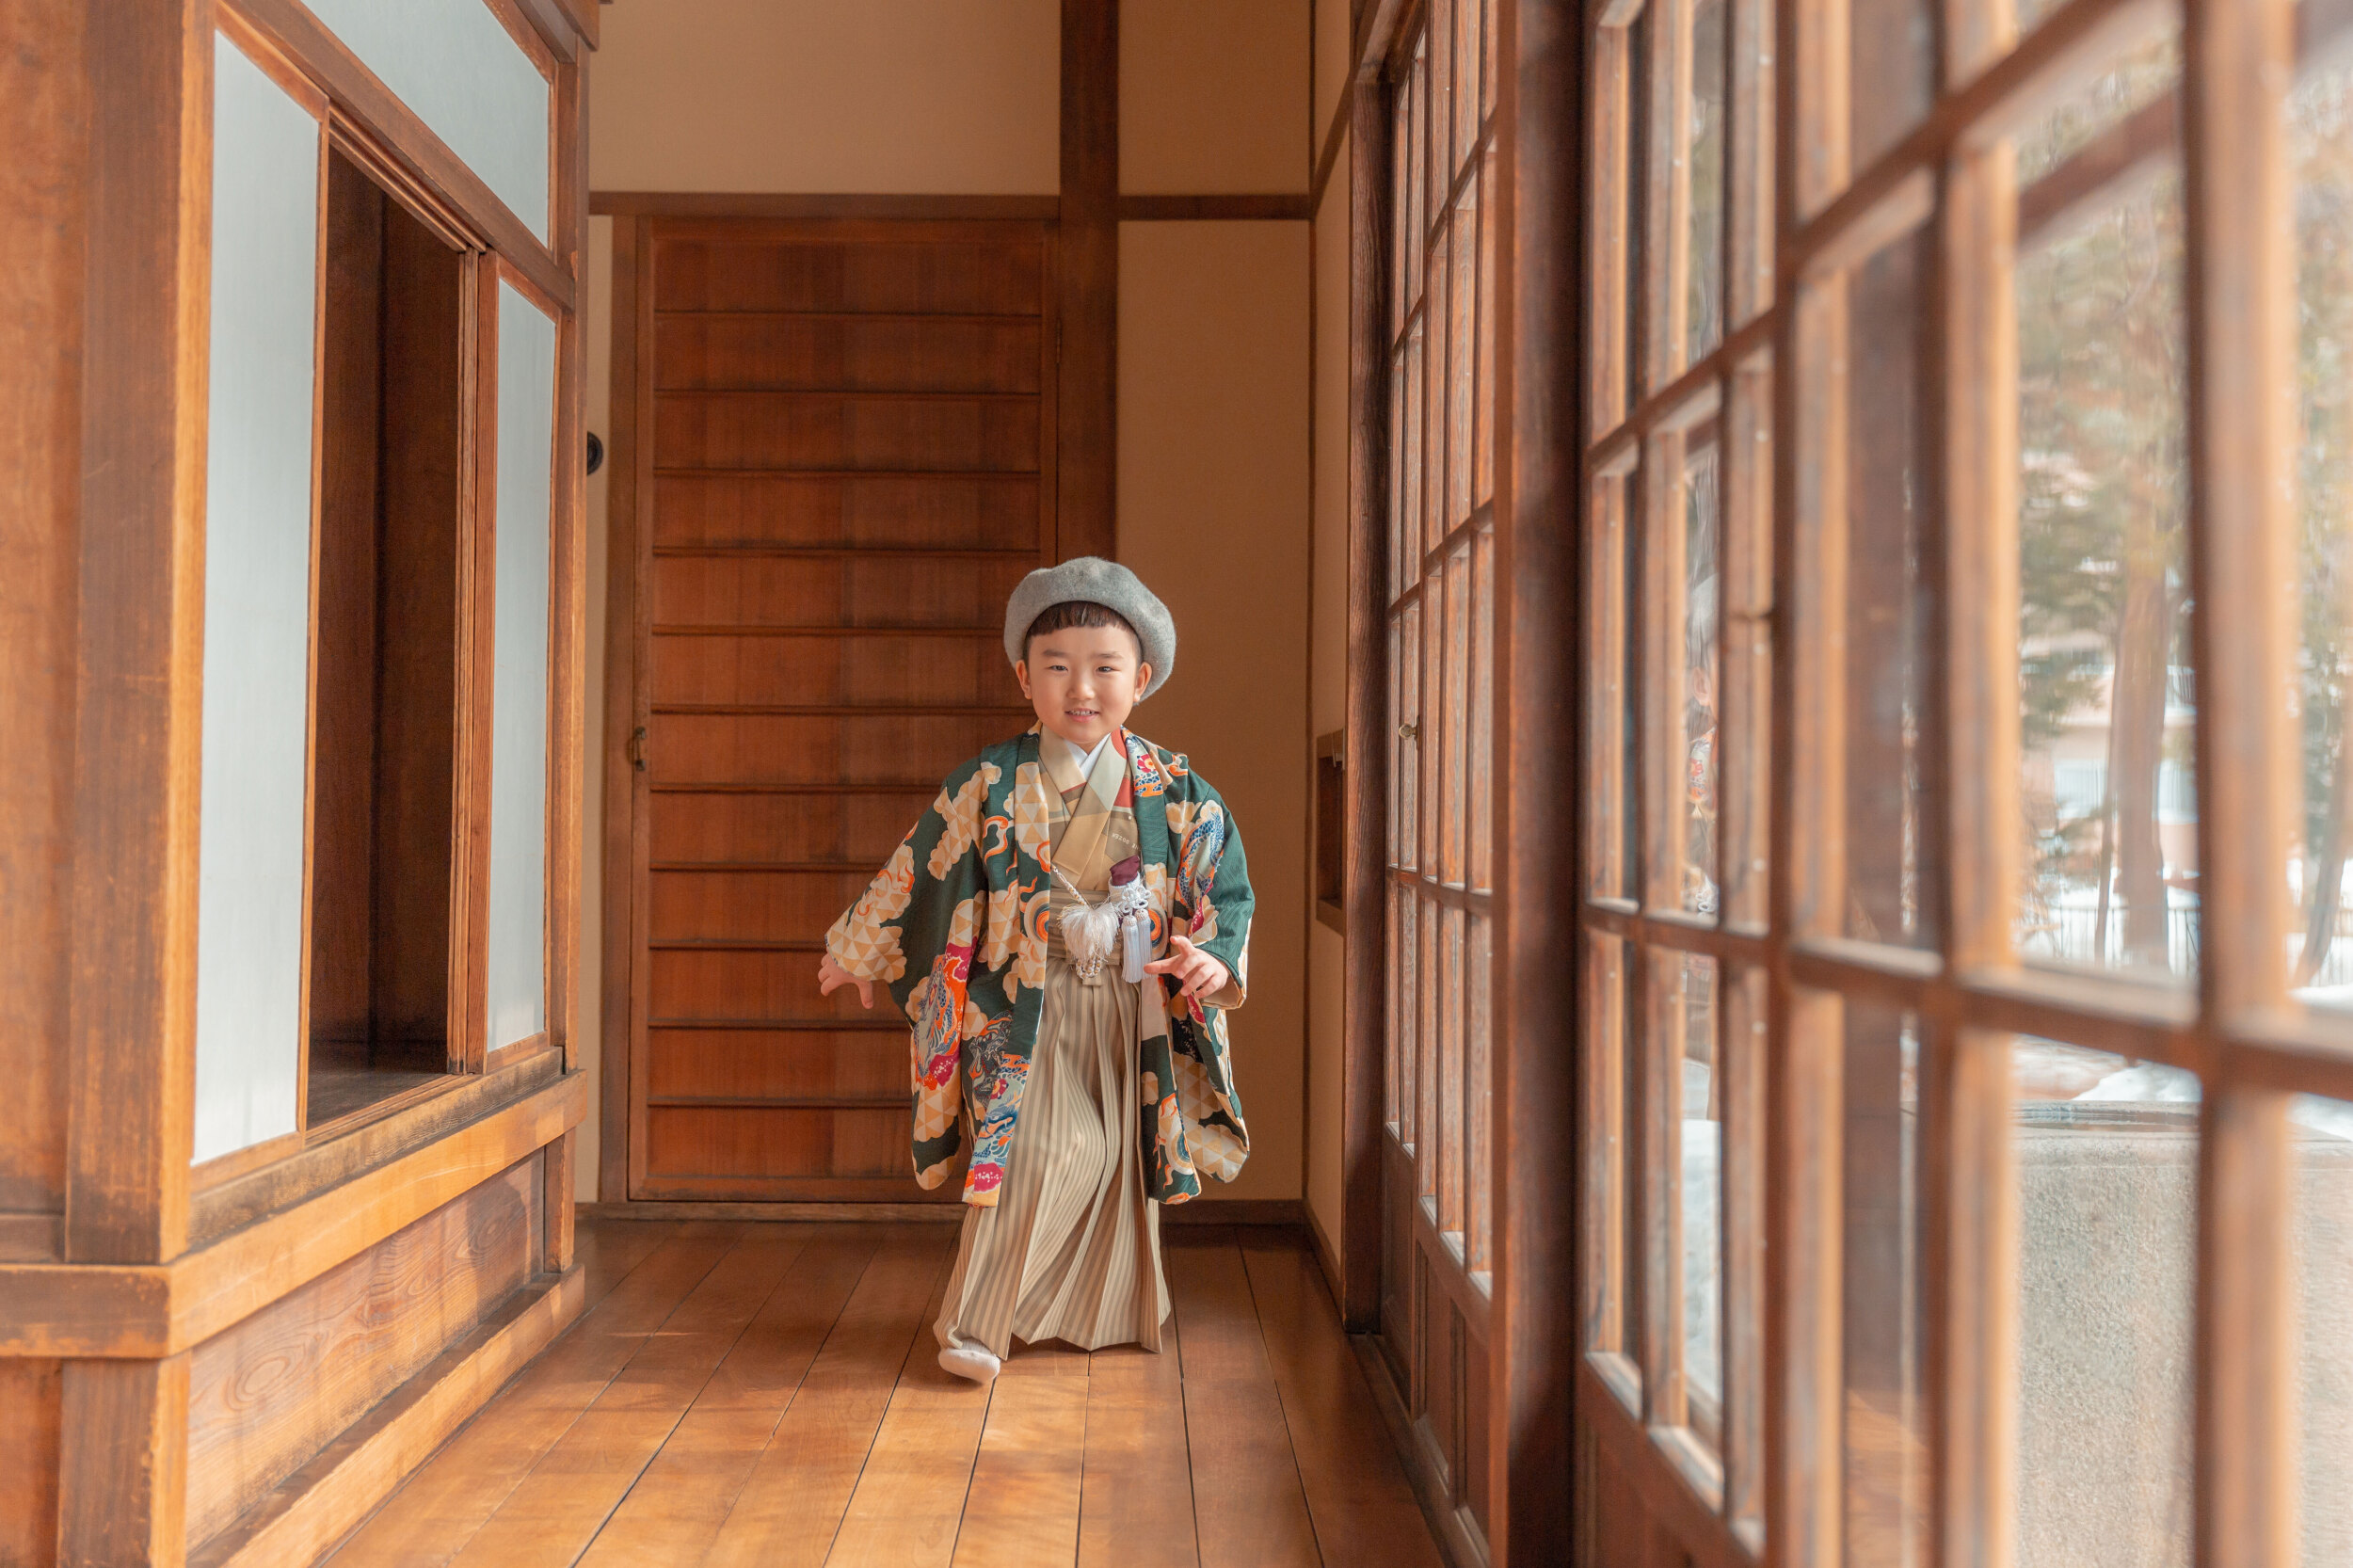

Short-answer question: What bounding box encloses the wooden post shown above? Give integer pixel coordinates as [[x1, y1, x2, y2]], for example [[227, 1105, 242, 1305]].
[[1057, 0, 1117, 563]]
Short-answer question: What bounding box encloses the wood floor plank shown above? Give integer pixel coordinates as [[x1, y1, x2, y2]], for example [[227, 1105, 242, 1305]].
[[572, 1220, 674, 1307], [443, 1230, 813, 1566], [700, 1232, 954, 1568], [1164, 1233, 1322, 1568], [324, 1224, 750, 1568], [817, 1261, 988, 1568], [569, 1228, 885, 1565], [1240, 1239, 1445, 1568], [945, 1343, 1090, 1568], [1074, 1314, 1198, 1568]]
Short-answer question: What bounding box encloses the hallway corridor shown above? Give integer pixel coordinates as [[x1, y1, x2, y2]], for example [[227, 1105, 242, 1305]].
[[318, 1221, 1443, 1567]]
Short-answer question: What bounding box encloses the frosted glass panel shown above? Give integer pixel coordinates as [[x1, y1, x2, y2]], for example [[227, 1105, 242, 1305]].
[[487, 281, 556, 1050], [304, 0, 551, 241], [193, 34, 320, 1166]]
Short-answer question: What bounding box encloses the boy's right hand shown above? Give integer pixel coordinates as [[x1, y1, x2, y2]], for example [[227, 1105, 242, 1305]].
[[816, 952, 874, 1010]]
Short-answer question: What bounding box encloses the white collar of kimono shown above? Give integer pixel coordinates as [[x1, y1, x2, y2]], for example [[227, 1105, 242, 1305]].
[[1051, 728, 1114, 779]]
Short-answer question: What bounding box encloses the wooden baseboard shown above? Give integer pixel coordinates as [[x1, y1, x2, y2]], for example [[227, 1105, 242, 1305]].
[[189, 1267, 584, 1568], [576, 1196, 1313, 1226], [1305, 1203, 1345, 1309], [1353, 1333, 1493, 1568]]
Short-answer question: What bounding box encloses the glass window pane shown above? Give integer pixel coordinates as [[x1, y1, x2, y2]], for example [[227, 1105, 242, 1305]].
[[488, 281, 556, 1051], [1477, 143, 1499, 505], [1682, 430, 1722, 915], [1449, 194, 1480, 535], [1402, 323, 1426, 587], [2291, 41, 2353, 1005], [2293, 1093, 2353, 1567], [2010, 33, 2196, 984], [1444, 543, 1471, 884], [1585, 932, 1636, 1374], [1468, 910, 1494, 1276], [1591, 473, 1635, 899], [1843, 1002, 1926, 1568], [1629, 3, 1655, 400], [1722, 357, 1774, 927], [1676, 952, 1723, 1441], [195, 33, 322, 1164], [1400, 597, 1421, 872], [1849, 0, 1934, 181], [1836, 226, 1937, 949], [2010, 1036, 2199, 1568], [1426, 228, 1451, 559], [1685, 0, 1729, 368], [1472, 523, 1496, 891]]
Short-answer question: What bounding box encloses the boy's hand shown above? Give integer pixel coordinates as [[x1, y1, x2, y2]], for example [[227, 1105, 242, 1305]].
[[816, 952, 874, 1010], [1144, 933, 1231, 1004]]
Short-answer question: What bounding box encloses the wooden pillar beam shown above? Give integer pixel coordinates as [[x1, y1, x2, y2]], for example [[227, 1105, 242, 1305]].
[[1057, 0, 1117, 563], [67, 0, 209, 1268], [57, 1355, 190, 1568], [1494, 0, 1580, 1561]]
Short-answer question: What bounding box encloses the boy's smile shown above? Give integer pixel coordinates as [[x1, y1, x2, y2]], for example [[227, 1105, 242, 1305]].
[[1016, 625, 1153, 752]]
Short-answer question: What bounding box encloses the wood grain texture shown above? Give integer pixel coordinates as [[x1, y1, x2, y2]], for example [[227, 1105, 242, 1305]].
[[806, 1256, 980, 1568], [68, 0, 208, 1270], [193, 1268, 584, 1568], [1241, 1237, 1446, 1567], [56, 1352, 189, 1567], [0, 1360, 62, 1568], [614, 219, 1056, 1200], [0, 0, 85, 1229], [949, 1345, 1091, 1567], [321, 1224, 747, 1567], [1075, 1322, 1198, 1567], [1058, 0, 1117, 559], [173, 1074, 584, 1352], [185, 1160, 539, 1544], [571, 1229, 880, 1565], [699, 1233, 952, 1568], [326, 1219, 1449, 1568], [441, 1230, 814, 1567], [1164, 1232, 1321, 1566]]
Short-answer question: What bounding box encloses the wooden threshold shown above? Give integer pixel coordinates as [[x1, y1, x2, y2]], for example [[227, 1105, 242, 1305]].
[[589, 191, 1064, 220]]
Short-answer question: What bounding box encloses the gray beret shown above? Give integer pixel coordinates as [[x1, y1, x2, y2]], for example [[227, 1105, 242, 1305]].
[[1003, 556, 1176, 698]]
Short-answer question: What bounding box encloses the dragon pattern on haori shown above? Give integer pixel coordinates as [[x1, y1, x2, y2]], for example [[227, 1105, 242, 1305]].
[[824, 726, 1255, 1207]]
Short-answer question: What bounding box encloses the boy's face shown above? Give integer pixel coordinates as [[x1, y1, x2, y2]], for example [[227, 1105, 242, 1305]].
[[1016, 625, 1152, 752]]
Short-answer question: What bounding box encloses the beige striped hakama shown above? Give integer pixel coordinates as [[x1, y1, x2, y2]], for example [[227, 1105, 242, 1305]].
[[932, 951, 1170, 1356], [934, 728, 1171, 1357]]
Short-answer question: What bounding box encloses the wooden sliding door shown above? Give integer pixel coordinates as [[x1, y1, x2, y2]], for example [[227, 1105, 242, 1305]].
[[607, 216, 1057, 1203]]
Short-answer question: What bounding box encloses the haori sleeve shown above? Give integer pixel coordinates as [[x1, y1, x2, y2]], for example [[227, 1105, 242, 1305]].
[[1175, 775, 1254, 1010], [824, 752, 997, 1018]]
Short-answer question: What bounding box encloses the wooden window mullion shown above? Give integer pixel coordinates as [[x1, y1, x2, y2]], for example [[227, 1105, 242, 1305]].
[[2183, 0, 2302, 1555]]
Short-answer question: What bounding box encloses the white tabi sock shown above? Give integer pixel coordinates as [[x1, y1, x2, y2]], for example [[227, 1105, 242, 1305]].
[[938, 1337, 1001, 1384]]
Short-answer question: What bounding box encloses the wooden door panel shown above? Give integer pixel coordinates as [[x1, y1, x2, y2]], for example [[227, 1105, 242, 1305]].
[[648, 868, 873, 945], [655, 315, 1041, 394], [623, 216, 1053, 1204], [649, 948, 895, 1023], [653, 392, 1039, 472], [652, 239, 1044, 314], [647, 632, 1020, 708], [645, 1105, 907, 1179], [648, 791, 936, 865], [646, 1028, 907, 1100], [650, 554, 1033, 629], [651, 475, 1042, 550], [647, 712, 1011, 786]]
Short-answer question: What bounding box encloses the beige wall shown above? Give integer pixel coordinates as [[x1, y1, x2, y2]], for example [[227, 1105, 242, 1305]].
[[1305, 134, 1352, 1253], [590, 0, 1060, 194], [1118, 221, 1312, 1202]]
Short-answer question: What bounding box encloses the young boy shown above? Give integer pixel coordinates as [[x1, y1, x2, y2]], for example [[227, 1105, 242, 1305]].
[[816, 557, 1255, 1384]]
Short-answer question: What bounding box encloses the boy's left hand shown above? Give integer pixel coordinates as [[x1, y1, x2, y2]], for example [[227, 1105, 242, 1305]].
[[1144, 933, 1230, 1004]]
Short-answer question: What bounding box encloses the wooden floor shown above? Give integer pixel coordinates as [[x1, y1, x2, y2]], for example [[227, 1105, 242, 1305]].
[[321, 1219, 1447, 1568]]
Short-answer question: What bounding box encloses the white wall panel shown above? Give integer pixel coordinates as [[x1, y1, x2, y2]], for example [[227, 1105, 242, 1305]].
[[193, 34, 321, 1165], [487, 280, 557, 1050], [305, 0, 552, 241]]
